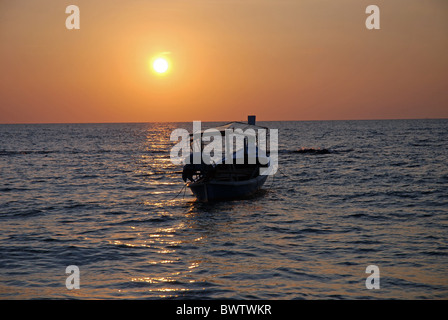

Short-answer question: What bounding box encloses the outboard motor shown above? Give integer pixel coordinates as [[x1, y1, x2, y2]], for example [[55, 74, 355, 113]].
[[182, 153, 216, 182]]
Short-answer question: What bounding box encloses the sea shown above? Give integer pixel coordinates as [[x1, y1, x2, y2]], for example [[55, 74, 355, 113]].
[[0, 119, 447, 299]]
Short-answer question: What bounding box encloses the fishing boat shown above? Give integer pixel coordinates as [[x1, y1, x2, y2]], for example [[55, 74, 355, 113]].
[[181, 116, 274, 202]]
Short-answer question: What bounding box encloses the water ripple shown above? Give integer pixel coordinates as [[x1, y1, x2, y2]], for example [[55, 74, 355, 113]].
[[0, 120, 447, 299]]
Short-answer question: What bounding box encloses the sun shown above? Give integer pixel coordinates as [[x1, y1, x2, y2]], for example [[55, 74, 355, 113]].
[[153, 57, 169, 74]]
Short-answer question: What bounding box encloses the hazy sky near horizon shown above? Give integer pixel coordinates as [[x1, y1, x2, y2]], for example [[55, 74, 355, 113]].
[[0, 0, 447, 123]]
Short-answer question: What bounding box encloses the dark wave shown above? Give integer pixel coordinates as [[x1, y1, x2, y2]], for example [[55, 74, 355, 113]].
[[281, 147, 354, 155], [0, 150, 55, 156]]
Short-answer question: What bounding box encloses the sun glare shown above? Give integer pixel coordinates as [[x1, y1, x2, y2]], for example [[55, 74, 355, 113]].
[[153, 58, 169, 74]]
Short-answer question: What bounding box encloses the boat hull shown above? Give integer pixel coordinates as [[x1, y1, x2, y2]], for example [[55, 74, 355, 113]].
[[188, 174, 268, 202]]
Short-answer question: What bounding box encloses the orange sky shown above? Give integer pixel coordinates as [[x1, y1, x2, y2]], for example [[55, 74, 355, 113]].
[[0, 0, 447, 123]]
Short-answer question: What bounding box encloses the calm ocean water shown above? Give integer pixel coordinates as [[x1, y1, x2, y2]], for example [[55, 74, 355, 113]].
[[0, 119, 447, 299]]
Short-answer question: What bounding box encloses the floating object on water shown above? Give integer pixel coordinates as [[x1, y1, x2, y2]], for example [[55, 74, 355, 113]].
[[294, 147, 332, 155]]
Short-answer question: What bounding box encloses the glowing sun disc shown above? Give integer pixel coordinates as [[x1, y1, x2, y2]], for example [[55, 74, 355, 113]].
[[153, 58, 169, 73]]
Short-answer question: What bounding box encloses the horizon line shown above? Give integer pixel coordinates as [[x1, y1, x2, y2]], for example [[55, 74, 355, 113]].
[[0, 117, 447, 125]]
